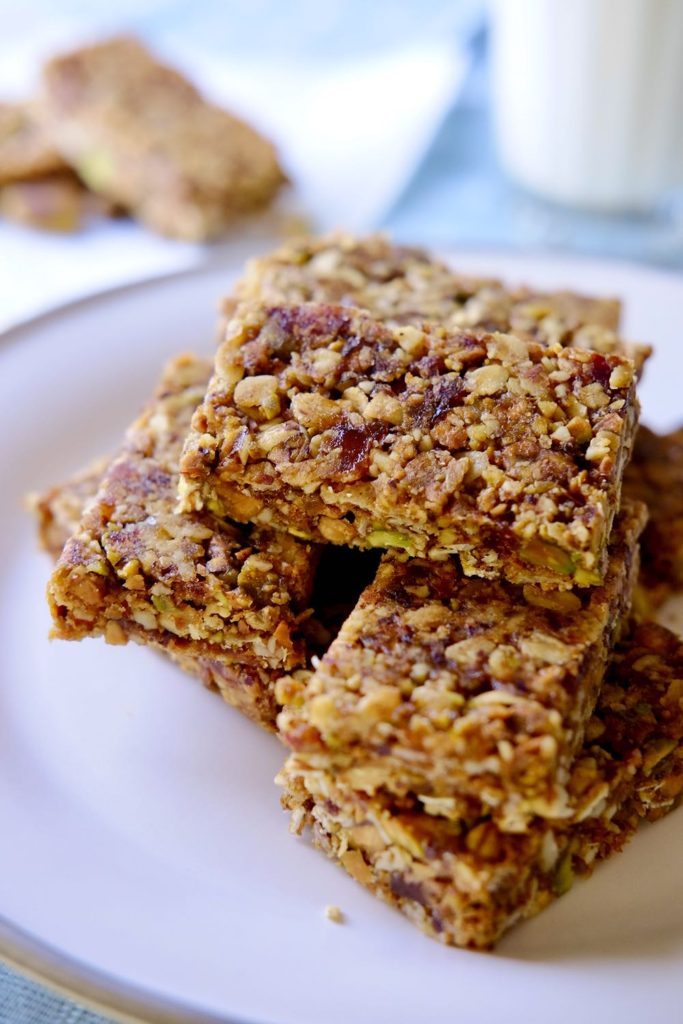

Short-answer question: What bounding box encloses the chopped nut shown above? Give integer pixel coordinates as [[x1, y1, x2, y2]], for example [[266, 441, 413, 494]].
[[395, 325, 426, 356], [578, 381, 610, 410], [609, 363, 634, 389], [410, 661, 431, 684], [257, 423, 297, 453], [309, 693, 338, 731], [586, 430, 617, 463], [357, 687, 402, 722], [291, 392, 340, 431], [567, 416, 593, 443], [104, 620, 127, 645], [310, 347, 342, 379], [324, 904, 345, 924], [520, 632, 572, 665], [341, 849, 372, 884], [488, 331, 529, 362], [466, 363, 509, 396], [319, 516, 355, 544], [550, 424, 572, 444], [233, 375, 281, 421], [363, 392, 403, 425]]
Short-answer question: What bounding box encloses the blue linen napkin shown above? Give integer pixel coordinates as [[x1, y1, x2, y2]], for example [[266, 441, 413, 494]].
[[0, 963, 112, 1024]]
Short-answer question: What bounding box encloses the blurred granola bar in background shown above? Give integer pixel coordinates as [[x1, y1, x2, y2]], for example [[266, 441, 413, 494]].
[[41, 35, 286, 240]]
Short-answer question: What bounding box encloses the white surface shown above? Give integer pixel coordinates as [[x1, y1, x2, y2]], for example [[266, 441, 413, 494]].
[[0, 28, 466, 330], [1, 250, 682, 1024], [490, 0, 683, 210]]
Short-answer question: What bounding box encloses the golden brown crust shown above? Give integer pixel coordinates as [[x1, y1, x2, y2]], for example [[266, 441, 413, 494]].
[[41, 36, 286, 240], [180, 302, 639, 588], [231, 233, 649, 368], [276, 502, 646, 827], [624, 424, 683, 606], [278, 621, 683, 949], [47, 353, 319, 728]]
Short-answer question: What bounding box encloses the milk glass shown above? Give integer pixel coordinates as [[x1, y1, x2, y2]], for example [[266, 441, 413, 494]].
[[490, 0, 683, 211]]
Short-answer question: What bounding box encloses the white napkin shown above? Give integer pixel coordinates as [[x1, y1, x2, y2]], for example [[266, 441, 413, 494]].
[[0, 27, 468, 330]]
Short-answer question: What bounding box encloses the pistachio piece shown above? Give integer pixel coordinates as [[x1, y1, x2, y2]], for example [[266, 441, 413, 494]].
[[520, 538, 575, 575], [78, 149, 115, 192], [367, 528, 415, 553], [551, 850, 574, 896], [151, 594, 173, 613]]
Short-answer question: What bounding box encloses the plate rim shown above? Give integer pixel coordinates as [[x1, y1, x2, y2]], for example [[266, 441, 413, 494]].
[[0, 914, 250, 1024], [2, 248, 682, 1024]]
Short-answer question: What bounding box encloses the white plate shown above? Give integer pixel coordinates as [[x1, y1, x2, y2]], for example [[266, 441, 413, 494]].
[[1, 251, 682, 1024]]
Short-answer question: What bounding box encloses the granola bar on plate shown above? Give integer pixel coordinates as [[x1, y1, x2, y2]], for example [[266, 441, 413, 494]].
[[180, 302, 639, 588], [48, 353, 318, 728], [277, 501, 645, 827], [279, 622, 683, 949]]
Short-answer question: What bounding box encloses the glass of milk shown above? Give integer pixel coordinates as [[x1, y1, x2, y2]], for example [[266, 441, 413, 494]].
[[489, 0, 683, 211]]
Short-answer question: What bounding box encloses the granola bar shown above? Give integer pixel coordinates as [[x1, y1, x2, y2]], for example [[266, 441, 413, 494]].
[[279, 622, 683, 949], [33, 450, 376, 724], [41, 36, 286, 240], [230, 233, 650, 368], [624, 424, 683, 606], [180, 303, 639, 588], [276, 501, 645, 827], [48, 353, 318, 728], [29, 453, 279, 720]]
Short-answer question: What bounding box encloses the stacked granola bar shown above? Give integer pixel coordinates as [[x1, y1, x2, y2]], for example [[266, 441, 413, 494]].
[[37, 233, 683, 949]]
